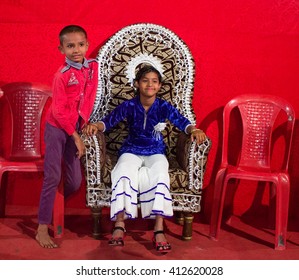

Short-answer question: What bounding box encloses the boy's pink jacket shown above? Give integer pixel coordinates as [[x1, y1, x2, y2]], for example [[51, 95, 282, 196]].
[[47, 58, 98, 135]]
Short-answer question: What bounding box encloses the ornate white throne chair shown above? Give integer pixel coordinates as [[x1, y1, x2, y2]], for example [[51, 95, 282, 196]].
[[81, 23, 211, 240]]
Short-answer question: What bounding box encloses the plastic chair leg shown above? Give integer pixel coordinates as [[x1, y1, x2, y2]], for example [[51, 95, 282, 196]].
[[209, 168, 227, 240], [53, 183, 64, 238], [0, 171, 7, 217], [274, 175, 290, 250]]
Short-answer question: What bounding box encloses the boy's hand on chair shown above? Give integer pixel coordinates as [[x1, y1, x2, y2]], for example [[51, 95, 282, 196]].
[[72, 132, 86, 158], [82, 123, 102, 136], [83, 124, 97, 136]]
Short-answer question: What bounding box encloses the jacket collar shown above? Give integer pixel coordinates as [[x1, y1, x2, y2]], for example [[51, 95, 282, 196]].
[[65, 57, 89, 70]]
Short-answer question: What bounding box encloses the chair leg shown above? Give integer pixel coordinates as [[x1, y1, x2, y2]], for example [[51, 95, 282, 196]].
[[268, 182, 276, 230], [91, 207, 102, 239], [0, 171, 7, 217], [182, 212, 194, 240], [175, 211, 184, 225], [209, 168, 227, 240], [274, 175, 290, 250], [53, 183, 64, 238]]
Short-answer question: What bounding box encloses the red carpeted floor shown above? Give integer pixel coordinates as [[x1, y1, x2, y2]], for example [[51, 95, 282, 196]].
[[0, 205, 299, 260]]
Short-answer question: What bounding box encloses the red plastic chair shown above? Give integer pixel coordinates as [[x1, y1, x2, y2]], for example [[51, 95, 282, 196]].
[[0, 83, 64, 238], [209, 94, 295, 250]]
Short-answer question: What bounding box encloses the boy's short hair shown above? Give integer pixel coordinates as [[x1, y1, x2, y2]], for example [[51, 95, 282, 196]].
[[59, 25, 87, 44]]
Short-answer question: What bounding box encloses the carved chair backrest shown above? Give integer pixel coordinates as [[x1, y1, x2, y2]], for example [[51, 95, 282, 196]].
[[90, 23, 196, 161]]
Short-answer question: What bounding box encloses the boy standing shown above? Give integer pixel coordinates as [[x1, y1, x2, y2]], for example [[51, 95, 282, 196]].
[[36, 25, 98, 248]]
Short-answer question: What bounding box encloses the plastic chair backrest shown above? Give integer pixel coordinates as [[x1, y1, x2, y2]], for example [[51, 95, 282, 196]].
[[222, 94, 295, 170], [2, 83, 51, 160]]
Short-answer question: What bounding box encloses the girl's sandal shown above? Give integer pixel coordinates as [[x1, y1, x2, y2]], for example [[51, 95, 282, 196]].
[[152, 230, 171, 253], [108, 226, 126, 246]]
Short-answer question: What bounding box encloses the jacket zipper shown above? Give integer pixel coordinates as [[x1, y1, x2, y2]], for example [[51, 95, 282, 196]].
[[143, 111, 147, 129]]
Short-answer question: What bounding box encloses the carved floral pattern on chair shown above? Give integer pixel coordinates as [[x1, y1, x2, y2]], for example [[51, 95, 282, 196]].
[[81, 23, 211, 239]]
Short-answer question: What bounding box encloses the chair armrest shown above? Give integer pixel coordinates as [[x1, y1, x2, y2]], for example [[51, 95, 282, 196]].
[[176, 132, 192, 172], [176, 132, 212, 191], [81, 132, 106, 186]]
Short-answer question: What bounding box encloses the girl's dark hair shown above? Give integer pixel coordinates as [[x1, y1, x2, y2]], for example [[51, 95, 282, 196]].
[[134, 64, 163, 83], [59, 25, 87, 45]]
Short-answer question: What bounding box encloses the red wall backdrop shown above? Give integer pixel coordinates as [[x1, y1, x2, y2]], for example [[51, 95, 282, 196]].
[[1, 0, 299, 221]]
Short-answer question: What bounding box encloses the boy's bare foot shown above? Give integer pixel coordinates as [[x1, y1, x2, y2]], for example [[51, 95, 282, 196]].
[[36, 224, 58, 249]]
